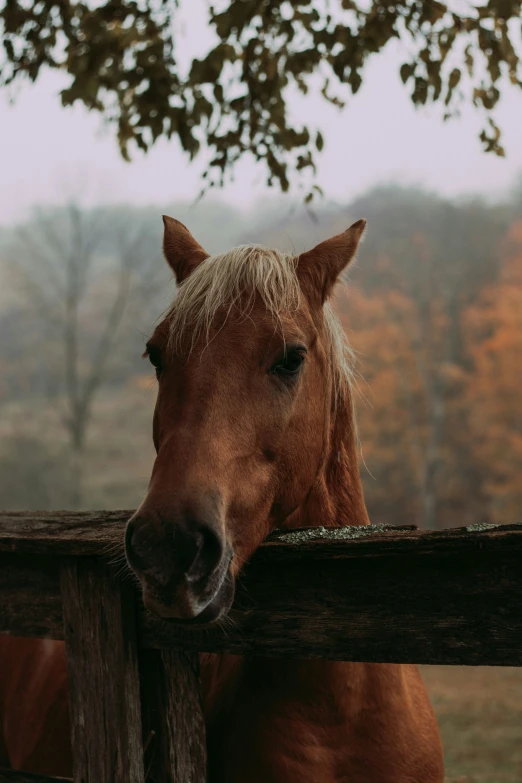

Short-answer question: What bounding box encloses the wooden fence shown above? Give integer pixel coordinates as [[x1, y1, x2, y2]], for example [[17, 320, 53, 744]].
[[0, 511, 521, 782]]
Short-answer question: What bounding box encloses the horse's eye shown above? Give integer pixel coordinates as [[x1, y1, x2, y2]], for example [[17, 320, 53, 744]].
[[145, 345, 163, 377], [271, 348, 306, 380]]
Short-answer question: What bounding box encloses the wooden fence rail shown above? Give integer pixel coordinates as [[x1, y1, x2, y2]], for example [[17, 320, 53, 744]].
[[1, 511, 521, 783]]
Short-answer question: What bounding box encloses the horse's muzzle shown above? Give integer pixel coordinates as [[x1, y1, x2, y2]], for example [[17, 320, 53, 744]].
[[124, 506, 234, 622]]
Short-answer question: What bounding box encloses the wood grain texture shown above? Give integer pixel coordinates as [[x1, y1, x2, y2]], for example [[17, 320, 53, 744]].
[[1, 511, 520, 557], [0, 511, 129, 555], [140, 545, 522, 665], [0, 554, 62, 639], [0, 520, 521, 665], [140, 650, 206, 783], [0, 769, 71, 782], [60, 559, 145, 783]]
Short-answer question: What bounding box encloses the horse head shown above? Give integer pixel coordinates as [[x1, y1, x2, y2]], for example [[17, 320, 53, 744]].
[[125, 216, 368, 623]]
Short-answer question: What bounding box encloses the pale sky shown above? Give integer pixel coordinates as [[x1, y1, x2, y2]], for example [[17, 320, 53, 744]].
[[1, 3, 522, 227]]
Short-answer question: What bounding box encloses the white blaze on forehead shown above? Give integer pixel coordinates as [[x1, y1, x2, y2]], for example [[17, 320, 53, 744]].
[[165, 242, 355, 406]]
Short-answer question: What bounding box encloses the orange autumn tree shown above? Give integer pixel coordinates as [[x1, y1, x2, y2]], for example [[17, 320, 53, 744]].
[[336, 286, 423, 527], [336, 188, 505, 529], [464, 221, 522, 524], [336, 243, 479, 529], [336, 280, 461, 529]]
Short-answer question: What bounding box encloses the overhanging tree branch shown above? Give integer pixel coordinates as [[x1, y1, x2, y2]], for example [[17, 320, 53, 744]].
[[1, 1, 521, 199]]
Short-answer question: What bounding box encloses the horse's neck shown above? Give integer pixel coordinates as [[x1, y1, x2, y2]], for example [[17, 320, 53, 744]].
[[289, 386, 370, 529]]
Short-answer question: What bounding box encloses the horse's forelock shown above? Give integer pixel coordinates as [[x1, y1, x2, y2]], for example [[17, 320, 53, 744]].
[[166, 245, 299, 349]]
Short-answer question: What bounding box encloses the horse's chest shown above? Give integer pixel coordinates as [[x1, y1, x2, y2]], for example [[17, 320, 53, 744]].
[[203, 660, 444, 783], [207, 718, 341, 783], [205, 679, 353, 783]]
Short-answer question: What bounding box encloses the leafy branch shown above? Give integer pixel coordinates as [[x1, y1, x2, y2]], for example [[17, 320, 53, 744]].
[[1, 0, 521, 198]]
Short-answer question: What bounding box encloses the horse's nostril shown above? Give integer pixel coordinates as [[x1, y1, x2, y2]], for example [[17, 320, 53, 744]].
[[185, 525, 223, 583], [126, 512, 224, 587], [125, 517, 153, 572], [176, 529, 204, 574]]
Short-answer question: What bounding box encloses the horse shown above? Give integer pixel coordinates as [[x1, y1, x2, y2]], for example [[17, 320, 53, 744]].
[[0, 216, 444, 782]]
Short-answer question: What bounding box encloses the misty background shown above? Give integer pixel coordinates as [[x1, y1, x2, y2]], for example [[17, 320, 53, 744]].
[[0, 184, 521, 531]]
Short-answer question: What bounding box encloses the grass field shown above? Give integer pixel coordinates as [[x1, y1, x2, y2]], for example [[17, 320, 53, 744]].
[[421, 666, 522, 783]]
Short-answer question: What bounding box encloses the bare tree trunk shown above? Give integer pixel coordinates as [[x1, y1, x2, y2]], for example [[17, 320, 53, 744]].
[[68, 414, 87, 509], [401, 295, 449, 530], [69, 446, 84, 510], [9, 203, 156, 509], [420, 381, 446, 529]]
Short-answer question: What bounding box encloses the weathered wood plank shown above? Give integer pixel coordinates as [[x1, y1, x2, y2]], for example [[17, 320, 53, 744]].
[[141, 546, 522, 665], [0, 769, 71, 782], [140, 650, 206, 783], [0, 554, 62, 639], [261, 521, 522, 560], [0, 523, 521, 665], [0, 511, 521, 557], [0, 511, 129, 555], [60, 559, 145, 783]]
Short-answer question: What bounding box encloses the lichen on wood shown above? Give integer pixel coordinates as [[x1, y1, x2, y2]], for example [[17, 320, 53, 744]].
[[274, 524, 398, 544]]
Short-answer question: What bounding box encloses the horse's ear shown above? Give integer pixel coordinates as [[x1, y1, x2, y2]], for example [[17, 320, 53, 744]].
[[297, 219, 366, 304], [162, 215, 210, 284]]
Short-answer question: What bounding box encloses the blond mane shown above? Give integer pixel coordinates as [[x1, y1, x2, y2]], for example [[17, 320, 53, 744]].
[[166, 244, 355, 404]]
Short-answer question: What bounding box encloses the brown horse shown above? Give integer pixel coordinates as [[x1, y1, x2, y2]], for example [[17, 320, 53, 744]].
[[0, 217, 444, 781]]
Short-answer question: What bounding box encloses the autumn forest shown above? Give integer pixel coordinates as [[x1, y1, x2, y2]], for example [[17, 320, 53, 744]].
[[339, 187, 522, 530], [0, 184, 521, 531]]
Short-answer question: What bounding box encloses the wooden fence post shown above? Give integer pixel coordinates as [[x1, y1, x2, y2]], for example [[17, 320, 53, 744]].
[[140, 649, 207, 783], [60, 559, 145, 783]]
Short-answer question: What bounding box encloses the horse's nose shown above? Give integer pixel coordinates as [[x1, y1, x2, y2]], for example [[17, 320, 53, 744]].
[[125, 511, 224, 587]]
